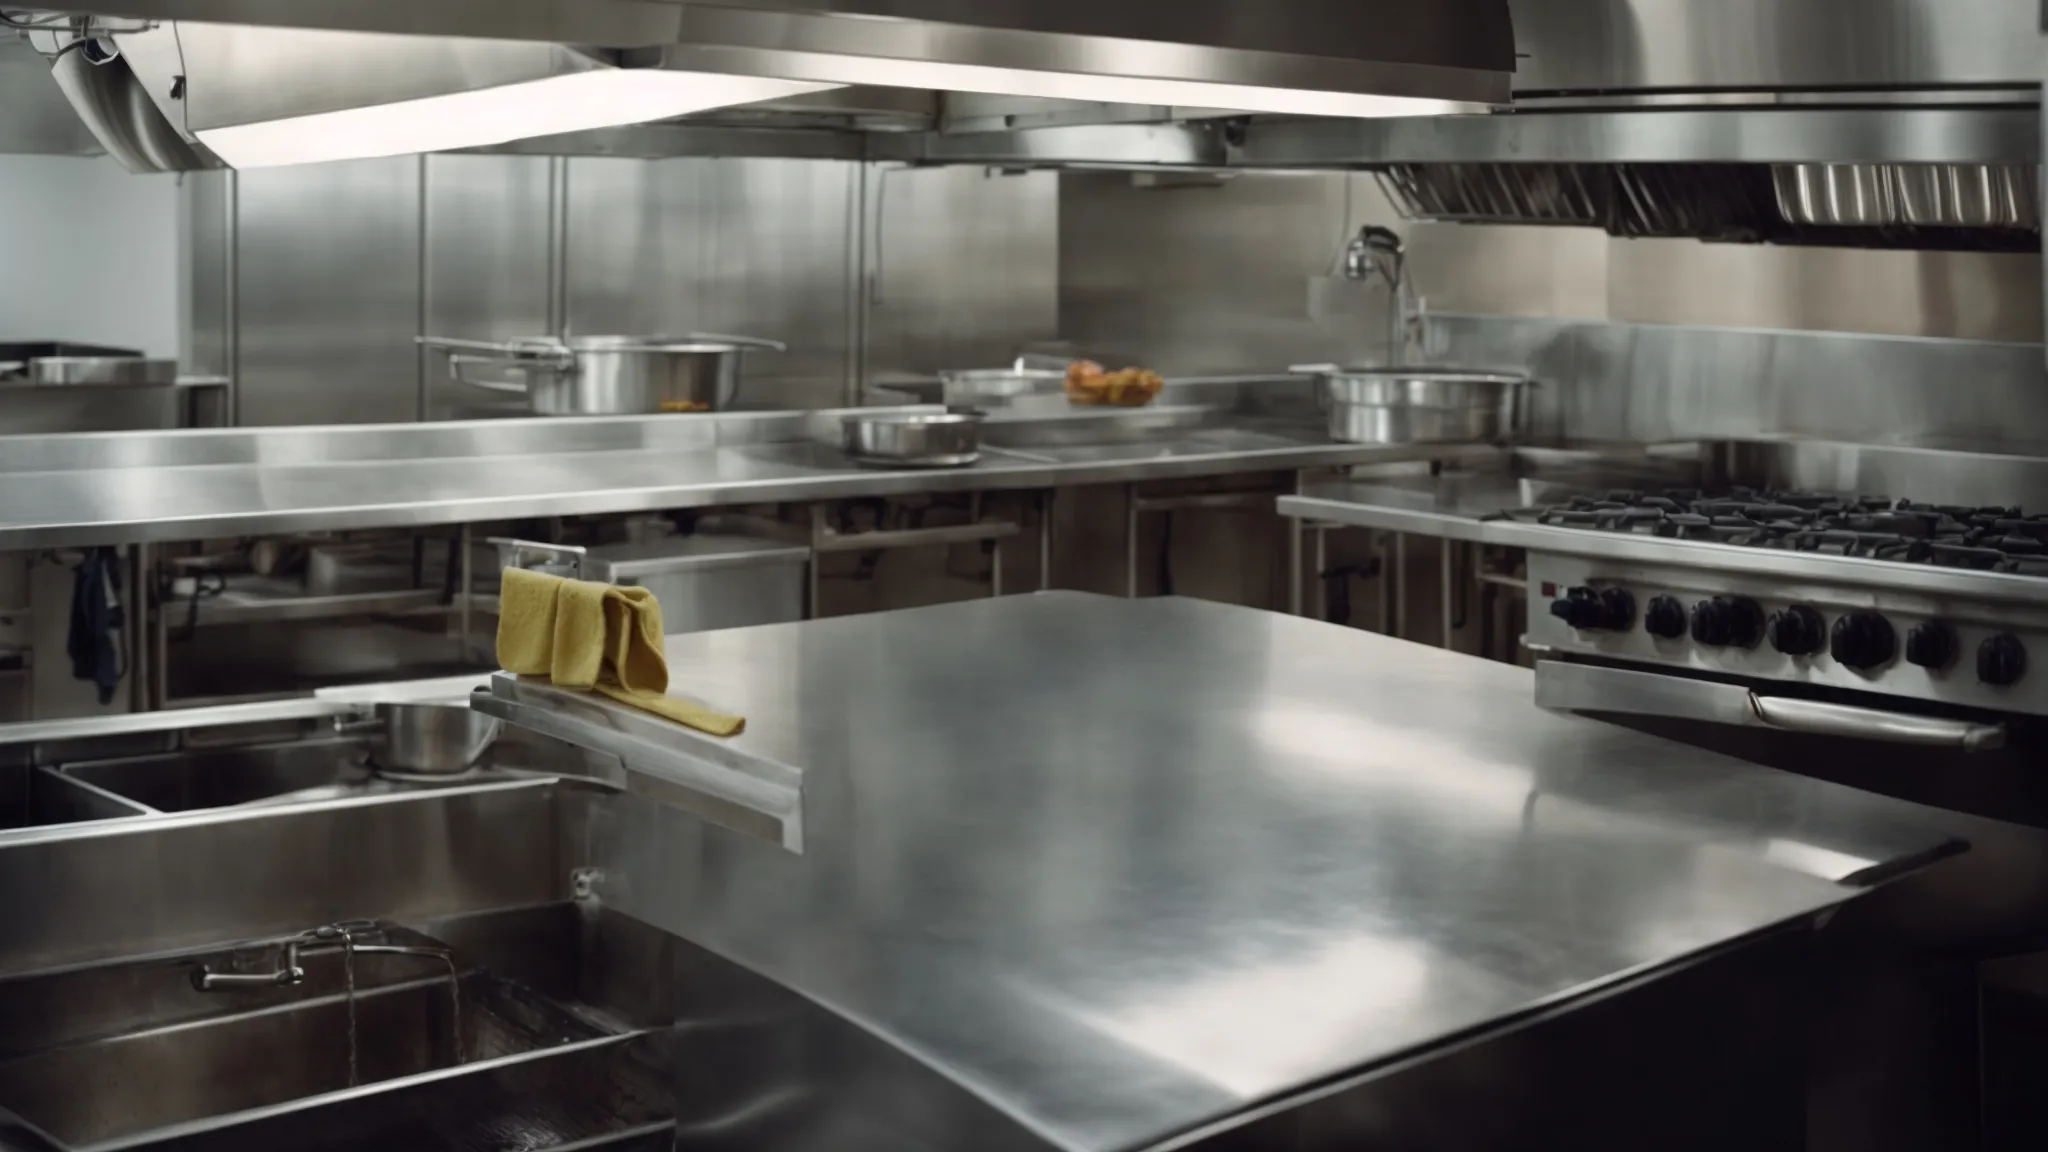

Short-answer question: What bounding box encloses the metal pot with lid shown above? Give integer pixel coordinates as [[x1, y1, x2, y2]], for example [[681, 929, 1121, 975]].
[[418, 333, 785, 415]]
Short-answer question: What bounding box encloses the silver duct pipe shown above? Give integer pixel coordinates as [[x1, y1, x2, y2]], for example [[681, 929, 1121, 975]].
[[45, 45, 215, 172]]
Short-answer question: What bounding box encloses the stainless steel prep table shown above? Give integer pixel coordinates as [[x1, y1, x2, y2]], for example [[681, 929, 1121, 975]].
[[491, 591, 1964, 1152], [0, 411, 1487, 550]]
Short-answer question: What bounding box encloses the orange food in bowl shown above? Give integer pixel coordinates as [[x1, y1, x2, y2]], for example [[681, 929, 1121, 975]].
[[1065, 362, 1164, 407], [658, 399, 712, 413]]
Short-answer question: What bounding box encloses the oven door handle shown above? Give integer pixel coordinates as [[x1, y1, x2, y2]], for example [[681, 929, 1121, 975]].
[[1534, 661, 2007, 753]]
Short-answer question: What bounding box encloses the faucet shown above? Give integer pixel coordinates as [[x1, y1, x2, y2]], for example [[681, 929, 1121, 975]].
[[1341, 225, 1427, 365], [189, 921, 454, 992]]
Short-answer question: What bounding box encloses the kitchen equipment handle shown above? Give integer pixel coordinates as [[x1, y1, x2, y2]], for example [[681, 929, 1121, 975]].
[[687, 333, 787, 353], [1534, 660, 2005, 752], [445, 355, 530, 393], [1749, 696, 2005, 751], [488, 537, 587, 579], [1505, 377, 1537, 444]]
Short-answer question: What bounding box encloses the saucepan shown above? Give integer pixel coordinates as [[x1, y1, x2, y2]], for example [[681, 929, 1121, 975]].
[[418, 333, 786, 415]]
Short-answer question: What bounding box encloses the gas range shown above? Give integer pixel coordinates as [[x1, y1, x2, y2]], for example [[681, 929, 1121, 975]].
[[1511, 486, 2048, 721], [1498, 487, 2048, 575]]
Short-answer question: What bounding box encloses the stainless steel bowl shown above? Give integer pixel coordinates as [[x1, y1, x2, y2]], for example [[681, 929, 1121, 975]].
[[375, 700, 501, 775], [842, 412, 984, 468], [1294, 365, 1528, 446]]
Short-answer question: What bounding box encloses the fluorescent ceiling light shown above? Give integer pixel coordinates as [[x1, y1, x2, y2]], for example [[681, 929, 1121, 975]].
[[197, 70, 839, 168]]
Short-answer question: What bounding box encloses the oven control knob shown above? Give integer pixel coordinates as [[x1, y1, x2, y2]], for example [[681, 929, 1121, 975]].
[[1549, 586, 1636, 632], [1905, 622, 1959, 671], [1830, 611, 1898, 670], [1766, 605, 1826, 657], [1689, 597, 1763, 648], [1978, 633, 2028, 688], [1645, 596, 1688, 639]]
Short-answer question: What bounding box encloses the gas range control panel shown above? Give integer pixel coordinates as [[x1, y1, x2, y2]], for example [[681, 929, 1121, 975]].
[[1528, 554, 2048, 717]]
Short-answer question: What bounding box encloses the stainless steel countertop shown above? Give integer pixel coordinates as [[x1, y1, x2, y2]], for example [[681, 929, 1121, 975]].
[[573, 592, 1963, 1152], [0, 414, 1476, 549]]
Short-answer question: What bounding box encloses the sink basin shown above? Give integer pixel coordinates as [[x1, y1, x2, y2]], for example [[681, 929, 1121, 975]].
[[0, 909, 668, 1150]]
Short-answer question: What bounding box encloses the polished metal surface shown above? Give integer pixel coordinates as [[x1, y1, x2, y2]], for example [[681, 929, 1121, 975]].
[[0, 901, 675, 1150], [45, 49, 214, 174], [1775, 163, 2039, 229], [422, 154, 554, 420], [71, 0, 1516, 116], [0, 781, 561, 974], [422, 333, 785, 414], [567, 158, 858, 399], [576, 592, 1964, 1152], [376, 701, 501, 776], [474, 677, 803, 851], [0, 343, 178, 388], [234, 156, 423, 425], [1535, 662, 2007, 753], [0, 410, 1459, 549], [577, 533, 810, 634], [1508, 0, 2038, 93], [842, 411, 984, 467], [1426, 315, 2048, 448]]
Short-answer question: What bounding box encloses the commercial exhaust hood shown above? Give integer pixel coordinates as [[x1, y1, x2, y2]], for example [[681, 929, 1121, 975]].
[[29, 0, 1513, 168]]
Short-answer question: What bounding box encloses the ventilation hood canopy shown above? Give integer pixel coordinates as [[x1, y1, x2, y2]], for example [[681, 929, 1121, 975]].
[[37, 0, 1512, 166], [109, 22, 838, 168]]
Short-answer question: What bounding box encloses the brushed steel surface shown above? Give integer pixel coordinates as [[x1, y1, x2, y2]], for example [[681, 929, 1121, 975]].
[[1535, 662, 2007, 753], [567, 158, 856, 402], [0, 781, 562, 974], [1302, 366, 1525, 446], [421, 154, 553, 420], [0, 412, 1462, 549], [1234, 107, 2041, 166], [1428, 315, 2048, 448], [576, 592, 1962, 1152], [234, 156, 422, 426], [1508, 0, 2038, 93]]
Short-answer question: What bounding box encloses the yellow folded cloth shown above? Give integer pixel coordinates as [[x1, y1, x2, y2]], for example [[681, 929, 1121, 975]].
[[497, 566, 746, 737]]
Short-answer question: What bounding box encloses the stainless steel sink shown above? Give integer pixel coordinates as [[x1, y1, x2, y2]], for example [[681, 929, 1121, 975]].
[[0, 906, 672, 1150], [52, 738, 516, 814]]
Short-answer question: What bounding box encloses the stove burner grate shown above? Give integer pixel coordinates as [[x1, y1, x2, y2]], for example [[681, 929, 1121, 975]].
[[1491, 487, 2048, 574]]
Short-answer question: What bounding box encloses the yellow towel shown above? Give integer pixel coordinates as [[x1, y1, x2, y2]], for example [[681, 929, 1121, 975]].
[[497, 567, 746, 737]]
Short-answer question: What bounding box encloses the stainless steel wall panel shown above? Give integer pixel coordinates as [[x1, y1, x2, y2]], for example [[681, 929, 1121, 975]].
[[233, 156, 422, 426], [1509, 0, 2039, 93], [422, 153, 555, 420], [1430, 314, 2048, 451], [866, 166, 1059, 375], [1058, 171, 1607, 373], [566, 157, 856, 408], [183, 170, 233, 381]]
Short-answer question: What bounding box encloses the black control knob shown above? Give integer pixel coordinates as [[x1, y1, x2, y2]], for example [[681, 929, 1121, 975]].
[[1829, 611, 1898, 670], [1766, 605, 1827, 657], [1549, 586, 1636, 632], [1645, 595, 1688, 640], [1978, 633, 2028, 687], [1905, 621, 1959, 671], [1690, 597, 1764, 648]]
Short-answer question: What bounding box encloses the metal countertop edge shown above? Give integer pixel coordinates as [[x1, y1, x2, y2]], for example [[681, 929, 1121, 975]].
[[0, 442, 1475, 551], [1278, 494, 2048, 605]]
